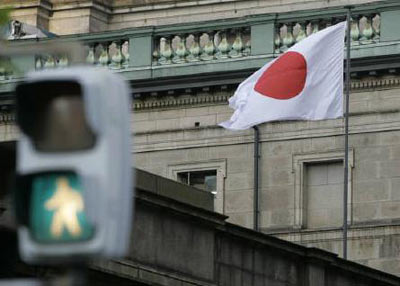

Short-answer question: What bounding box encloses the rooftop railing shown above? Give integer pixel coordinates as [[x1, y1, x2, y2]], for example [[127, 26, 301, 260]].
[[0, 1, 399, 85]]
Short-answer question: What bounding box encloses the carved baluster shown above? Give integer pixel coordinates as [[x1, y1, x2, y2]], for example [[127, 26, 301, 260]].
[[286, 25, 294, 48], [86, 44, 95, 65], [122, 40, 129, 68], [359, 15, 373, 44], [372, 14, 380, 41], [173, 34, 187, 64], [243, 38, 251, 56], [44, 55, 55, 69], [111, 41, 123, 69], [306, 20, 319, 37], [229, 29, 244, 58], [281, 24, 294, 52], [98, 43, 110, 66], [153, 37, 161, 65], [35, 56, 43, 70], [293, 22, 306, 43], [350, 17, 360, 44], [312, 22, 319, 34], [187, 33, 201, 62], [58, 55, 69, 68], [159, 36, 173, 65], [306, 22, 312, 37], [216, 30, 230, 59], [274, 29, 281, 53], [201, 31, 215, 61], [279, 24, 287, 52]]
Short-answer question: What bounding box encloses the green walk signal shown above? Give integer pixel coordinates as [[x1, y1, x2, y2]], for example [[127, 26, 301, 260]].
[[15, 67, 134, 263], [30, 173, 94, 243]]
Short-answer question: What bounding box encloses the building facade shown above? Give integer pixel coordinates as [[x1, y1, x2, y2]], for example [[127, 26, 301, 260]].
[[2, 0, 400, 277]]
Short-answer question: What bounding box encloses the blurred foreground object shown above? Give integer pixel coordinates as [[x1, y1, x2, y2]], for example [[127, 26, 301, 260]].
[[14, 67, 134, 264]]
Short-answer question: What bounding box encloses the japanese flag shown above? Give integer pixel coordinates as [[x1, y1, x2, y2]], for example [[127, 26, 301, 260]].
[[219, 21, 346, 130]]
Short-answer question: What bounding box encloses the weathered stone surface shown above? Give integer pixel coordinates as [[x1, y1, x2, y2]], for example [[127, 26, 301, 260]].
[[225, 190, 253, 213]]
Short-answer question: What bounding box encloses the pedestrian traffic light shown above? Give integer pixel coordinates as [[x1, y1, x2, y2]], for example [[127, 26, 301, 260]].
[[14, 67, 134, 264]]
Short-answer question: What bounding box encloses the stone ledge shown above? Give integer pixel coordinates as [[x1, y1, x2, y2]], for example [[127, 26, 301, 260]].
[[91, 259, 217, 286], [273, 224, 400, 244]]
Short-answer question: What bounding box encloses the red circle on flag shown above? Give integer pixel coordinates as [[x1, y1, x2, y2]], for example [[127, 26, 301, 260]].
[[254, 51, 307, 100]]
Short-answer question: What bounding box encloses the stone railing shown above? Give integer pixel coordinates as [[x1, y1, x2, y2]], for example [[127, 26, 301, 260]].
[[275, 14, 381, 53], [35, 40, 130, 70], [1, 3, 399, 86], [152, 27, 251, 65], [0, 57, 14, 80], [85, 40, 130, 69], [35, 54, 69, 69]]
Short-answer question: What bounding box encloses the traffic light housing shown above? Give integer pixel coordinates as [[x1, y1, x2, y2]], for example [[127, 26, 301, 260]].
[[14, 67, 134, 264]]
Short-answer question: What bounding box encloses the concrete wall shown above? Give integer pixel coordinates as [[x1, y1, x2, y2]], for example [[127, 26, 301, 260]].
[[93, 181, 400, 286]]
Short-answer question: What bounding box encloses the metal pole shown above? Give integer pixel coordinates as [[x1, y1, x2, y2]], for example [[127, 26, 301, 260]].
[[343, 6, 353, 260], [253, 125, 260, 231]]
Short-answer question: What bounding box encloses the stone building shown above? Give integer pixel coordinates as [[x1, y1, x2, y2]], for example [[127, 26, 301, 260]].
[[1, 0, 400, 277], [2, 165, 400, 286]]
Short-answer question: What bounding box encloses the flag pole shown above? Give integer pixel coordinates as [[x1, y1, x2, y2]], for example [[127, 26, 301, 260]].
[[253, 125, 260, 231], [343, 6, 353, 260]]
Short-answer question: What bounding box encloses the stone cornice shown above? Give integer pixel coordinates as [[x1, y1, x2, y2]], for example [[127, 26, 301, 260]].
[[351, 76, 400, 90], [0, 75, 399, 124], [273, 223, 400, 244], [134, 93, 230, 110], [132, 74, 400, 111]]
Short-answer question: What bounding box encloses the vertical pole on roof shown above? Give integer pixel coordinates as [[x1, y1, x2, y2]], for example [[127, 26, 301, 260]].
[[253, 125, 260, 231], [343, 6, 353, 260]]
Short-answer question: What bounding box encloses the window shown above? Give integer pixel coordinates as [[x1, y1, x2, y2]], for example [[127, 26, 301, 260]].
[[305, 161, 343, 229], [292, 150, 353, 229], [177, 170, 217, 195], [168, 160, 226, 213]]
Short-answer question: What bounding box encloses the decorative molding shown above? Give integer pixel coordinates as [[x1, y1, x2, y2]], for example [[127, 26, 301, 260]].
[[131, 75, 400, 110], [273, 223, 400, 244], [351, 76, 400, 90], [133, 93, 230, 110], [0, 75, 399, 124]]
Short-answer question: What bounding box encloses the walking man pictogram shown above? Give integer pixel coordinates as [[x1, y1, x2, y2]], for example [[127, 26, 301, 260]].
[[45, 177, 84, 238]]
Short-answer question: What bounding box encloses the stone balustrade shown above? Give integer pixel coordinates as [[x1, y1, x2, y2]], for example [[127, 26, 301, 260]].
[[35, 55, 69, 70], [85, 40, 130, 69], [0, 57, 14, 80], [0, 5, 398, 85], [275, 14, 381, 53], [153, 28, 251, 65], [35, 40, 130, 70]]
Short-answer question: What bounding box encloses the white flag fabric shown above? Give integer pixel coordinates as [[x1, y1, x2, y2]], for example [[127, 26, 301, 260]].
[[219, 21, 346, 130]]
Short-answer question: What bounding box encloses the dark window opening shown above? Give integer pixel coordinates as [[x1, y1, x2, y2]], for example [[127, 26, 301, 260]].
[[177, 170, 217, 195]]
